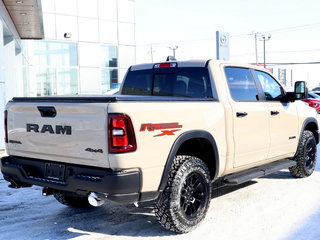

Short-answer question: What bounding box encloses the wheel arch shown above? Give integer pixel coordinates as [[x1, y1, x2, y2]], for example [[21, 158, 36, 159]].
[[301, 117, 319, 144], [157, 130, 219, 192]]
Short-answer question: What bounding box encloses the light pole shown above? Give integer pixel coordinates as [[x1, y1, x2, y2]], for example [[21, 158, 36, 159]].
[[253, 32, 261, 64], [259, 34, 271, 68], [168, 45, 178, 58], [148, 44, 155, 63]]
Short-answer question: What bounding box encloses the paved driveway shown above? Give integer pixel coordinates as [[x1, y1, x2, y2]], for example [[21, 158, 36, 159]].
[[1, 149, 320, 240]]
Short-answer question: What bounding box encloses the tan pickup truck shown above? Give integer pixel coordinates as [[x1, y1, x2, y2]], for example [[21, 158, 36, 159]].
[[1, 60, 319, 233]]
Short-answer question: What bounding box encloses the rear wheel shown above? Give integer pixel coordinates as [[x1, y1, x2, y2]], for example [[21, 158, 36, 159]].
[[289, 130, 317, 178], [154, 155, 211, 233], [54, 191, 91, 208]]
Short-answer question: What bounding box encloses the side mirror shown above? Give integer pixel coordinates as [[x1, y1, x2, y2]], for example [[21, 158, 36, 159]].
[[294, 81, 308, 100]]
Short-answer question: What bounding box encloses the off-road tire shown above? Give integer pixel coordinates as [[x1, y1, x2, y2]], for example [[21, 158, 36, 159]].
[[54, 191, 91, 208], [154, 155, 211, 233], [289, 130, 317, 178]]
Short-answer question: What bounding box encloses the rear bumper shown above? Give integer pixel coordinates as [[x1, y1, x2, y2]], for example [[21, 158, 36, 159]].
[[1, 156, 143, 204]]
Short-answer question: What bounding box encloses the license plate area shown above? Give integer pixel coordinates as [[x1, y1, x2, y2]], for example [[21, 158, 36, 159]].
[[45, 163, 66, 181]]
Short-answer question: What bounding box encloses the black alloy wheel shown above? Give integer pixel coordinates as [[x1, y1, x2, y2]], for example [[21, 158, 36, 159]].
[[180, 172, 207, 220], [304, 138, 316, 171]]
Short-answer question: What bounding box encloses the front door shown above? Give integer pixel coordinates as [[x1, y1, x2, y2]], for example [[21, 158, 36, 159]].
[[253, 70, 299, 159]]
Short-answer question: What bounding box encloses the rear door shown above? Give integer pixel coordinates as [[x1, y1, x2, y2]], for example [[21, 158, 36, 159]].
[[224, 67, 270, 167]]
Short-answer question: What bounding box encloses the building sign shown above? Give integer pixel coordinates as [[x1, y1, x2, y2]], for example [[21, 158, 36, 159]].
[[216, 31, 230, 61]]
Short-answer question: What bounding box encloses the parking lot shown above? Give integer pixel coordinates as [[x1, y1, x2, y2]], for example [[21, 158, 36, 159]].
[[1, 149, 320, 240]]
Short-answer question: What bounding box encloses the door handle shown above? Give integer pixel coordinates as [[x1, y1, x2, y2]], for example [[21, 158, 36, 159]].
[[271, 111, 280, 116], [236, 112, 248, 118]]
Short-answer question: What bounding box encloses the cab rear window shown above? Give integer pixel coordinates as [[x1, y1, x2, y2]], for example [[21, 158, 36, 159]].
[[121, 67, 216, 99]]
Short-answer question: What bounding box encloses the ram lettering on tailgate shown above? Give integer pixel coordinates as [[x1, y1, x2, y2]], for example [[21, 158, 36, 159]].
[[26, 123, 72, 135]]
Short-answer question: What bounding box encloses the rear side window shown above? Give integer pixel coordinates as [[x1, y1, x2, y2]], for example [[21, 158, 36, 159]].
[[121, 67, 216, 99], [225, 67, 259, 101]]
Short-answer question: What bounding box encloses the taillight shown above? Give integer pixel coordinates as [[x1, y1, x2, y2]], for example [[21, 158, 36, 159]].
[[4, 110, 8, 143], [108, 114, 136, 153]]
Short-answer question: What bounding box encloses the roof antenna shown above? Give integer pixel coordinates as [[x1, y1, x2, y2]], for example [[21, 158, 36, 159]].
[[166, 56, 176, 62]]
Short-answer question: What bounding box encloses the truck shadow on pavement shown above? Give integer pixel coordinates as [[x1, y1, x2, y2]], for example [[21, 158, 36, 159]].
[[51, 200, 176, 238], [211, 181, 257, 199], [51, 181, 260, 238]]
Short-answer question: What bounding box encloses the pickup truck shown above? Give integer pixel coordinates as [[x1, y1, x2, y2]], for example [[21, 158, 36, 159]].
[[1, 60, 319, 233]]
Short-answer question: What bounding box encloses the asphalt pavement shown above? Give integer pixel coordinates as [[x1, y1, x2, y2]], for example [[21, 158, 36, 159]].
[[1, 149, 320, 240]]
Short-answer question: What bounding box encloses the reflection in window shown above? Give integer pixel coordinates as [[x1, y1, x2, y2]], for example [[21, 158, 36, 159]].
[[36, 68, 56, 96], [225, 67, 258, 101], [32, 41, 77, 66], [101, 45, 118, 67], [57, 69, 78, 95], [255, 70, 282, 100], [102, 69, 118, 94], [35, 68, 78, 96]]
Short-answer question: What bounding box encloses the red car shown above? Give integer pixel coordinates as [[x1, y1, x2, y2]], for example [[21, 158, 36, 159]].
[[302, 92, 320, 113]]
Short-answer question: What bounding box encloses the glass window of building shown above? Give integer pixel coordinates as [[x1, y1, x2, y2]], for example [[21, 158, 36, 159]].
[[119, 45, 135, 68], [57, 68, 78, 95], [79, 42, 100, 67], [80, 67, 101, 94], [101, 45, 117, 67], [35, 68, 57, 96], [102, 69, 118, 93], [31, 41, 77, 66], [33, 68, 78, 96]]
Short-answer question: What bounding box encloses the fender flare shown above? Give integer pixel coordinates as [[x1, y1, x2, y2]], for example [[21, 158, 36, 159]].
[[300, 117, 319, 144], [157, 130, 219, 192]]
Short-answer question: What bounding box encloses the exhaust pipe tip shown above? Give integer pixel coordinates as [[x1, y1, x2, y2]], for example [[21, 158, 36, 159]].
[[88, 192, 107, 207]]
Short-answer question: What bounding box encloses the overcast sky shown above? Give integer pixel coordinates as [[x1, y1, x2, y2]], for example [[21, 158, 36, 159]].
[[135, 0, 320, 87]]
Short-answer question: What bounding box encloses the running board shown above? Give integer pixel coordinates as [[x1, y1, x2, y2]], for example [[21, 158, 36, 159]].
[[223, 159, 296, 186]]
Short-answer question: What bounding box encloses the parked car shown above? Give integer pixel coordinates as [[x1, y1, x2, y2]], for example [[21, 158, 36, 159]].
[[312, 87, 320, 95], [302, 92, 320, 113]]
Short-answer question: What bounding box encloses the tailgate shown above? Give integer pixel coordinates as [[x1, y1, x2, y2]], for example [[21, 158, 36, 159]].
[[6, 98, 112, 168]]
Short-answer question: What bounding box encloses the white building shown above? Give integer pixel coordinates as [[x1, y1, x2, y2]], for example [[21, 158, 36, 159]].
[[27, 0, 136, 96]]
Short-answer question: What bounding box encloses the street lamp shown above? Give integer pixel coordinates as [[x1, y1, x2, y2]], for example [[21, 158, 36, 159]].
[[259, 34, 271, 68], [168, 45, 178, 58]]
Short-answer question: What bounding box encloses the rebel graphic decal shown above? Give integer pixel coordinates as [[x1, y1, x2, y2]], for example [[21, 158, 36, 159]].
[[140, 122, 182, 137]]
